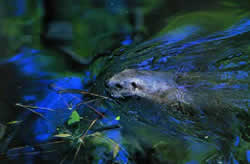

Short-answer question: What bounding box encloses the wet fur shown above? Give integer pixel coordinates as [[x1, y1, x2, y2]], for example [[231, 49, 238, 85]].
[[106, 69, 192, 106]]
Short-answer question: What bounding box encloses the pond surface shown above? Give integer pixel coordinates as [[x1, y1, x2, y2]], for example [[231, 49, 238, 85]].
[[0, 1, 249, 164]]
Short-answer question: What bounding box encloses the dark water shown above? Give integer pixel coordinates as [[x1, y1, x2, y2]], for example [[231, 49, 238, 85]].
[[0, 0, 250, 164], [93, 16, 250, 164]]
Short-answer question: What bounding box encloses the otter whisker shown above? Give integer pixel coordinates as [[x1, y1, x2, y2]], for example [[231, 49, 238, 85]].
[[50, 84, 113, 101]]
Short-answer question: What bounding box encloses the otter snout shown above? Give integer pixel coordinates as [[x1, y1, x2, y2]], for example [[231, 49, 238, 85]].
[[106, 76, 142, 97], [105, 80, 124, 98], [105, 69, 149, 99]]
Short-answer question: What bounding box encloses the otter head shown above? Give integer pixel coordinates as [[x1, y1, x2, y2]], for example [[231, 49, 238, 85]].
[[106, 69, 178, 102], [106, 69, 146, 98]]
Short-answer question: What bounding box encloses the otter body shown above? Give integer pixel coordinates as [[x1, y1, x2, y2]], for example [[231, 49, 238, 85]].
[[106, 69, 246, 115]]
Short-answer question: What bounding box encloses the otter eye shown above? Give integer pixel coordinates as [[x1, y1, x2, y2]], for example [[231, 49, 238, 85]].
[[131, 82, 137, 89], [115, 83, 123, 89]]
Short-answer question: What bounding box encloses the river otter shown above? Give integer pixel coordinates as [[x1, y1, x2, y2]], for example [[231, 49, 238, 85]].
[[106, 69, 193, 106], [105, 68, 246, 116]]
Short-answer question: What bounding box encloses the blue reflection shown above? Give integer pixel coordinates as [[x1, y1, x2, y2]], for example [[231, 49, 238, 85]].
[[15, 0, 26, 16], [234, 136, 240, 147], [83, 71, 93, 84], [121, 35, 132, 46], [5, 48, 130, 163], [115, 150, 129, 164], [186, 160, 199, 164], [169, 117, 181, 124], [97, 159, 105, 164], [221, 72, 233, 80], [247, 150, 250, 163], [236, 71, 248, 80], [136, 20, 249, 71], [157, 19, 250, 62], [136, 57, 154, 70], [233, 157, 239, 164], [5, 48, 84, 142], [203, 19, 250, 42], [6, 48, 53, 77], [164, 25, 200, 44], [35, 133, 51, 142], [211, 83, 227, 90], [96, 107, 128, 163], [23, 95, 37, 101], [32, 76, 83, 142], [227, 19, 250, 37], [158, 56, 169, 63], [219, 63, 238, 70], [231, 84, 248, 89]]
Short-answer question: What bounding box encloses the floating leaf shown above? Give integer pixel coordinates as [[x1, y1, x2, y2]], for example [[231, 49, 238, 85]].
[[7, 120, 23, 125], [113, 143, 120, 158], [67, 111, 81, 125], [54, 133, 72, 138], [115, 116, 120, 121]]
